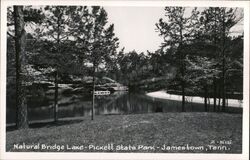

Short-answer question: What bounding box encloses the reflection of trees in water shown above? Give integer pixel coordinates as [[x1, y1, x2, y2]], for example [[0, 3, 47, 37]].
[[27, 95, 53, 108], [97, 91, 127, 115], [100, 92, 153, 114], [9, 91, 236, 124], [93, 93, 155, 115], [27, 106, 54, 121], [99, 93, 166, 114]]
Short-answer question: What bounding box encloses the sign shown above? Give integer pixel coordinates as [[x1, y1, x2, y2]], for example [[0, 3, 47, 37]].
[[94, 91, 111, 96]]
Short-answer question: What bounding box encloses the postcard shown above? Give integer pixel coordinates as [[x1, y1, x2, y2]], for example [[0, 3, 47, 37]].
[[0, 0, 249, 160]]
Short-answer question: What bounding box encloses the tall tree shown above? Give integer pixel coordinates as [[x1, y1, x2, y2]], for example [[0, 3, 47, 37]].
[[13, 6, 28, 129], [7, 6, 44, 128], [75, 6, 119, 120], [35, 6, 86, 122], [156, 7, 198, 111], [200, 7, 242, 111]]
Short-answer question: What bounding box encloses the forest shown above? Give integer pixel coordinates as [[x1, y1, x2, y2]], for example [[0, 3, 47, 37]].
[[7, 6, 243, 129]]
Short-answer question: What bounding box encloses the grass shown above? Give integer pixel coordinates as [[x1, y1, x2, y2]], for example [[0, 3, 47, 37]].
[[6, 112, 242, 153]]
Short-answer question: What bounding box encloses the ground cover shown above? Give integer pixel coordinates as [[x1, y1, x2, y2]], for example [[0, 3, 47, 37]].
[[6, 112, 242, 153]]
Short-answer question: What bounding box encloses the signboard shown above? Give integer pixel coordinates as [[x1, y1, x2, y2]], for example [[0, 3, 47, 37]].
[[94, 91, 110, 96]]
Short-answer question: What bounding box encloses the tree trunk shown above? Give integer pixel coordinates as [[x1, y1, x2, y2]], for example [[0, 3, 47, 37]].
[[54, 70, 58, 122], [221, 9, 226, 112], [53, 8, 61, 122], [218, 84, 221, 111], [14, 6, 29, 129], [222, 58, 226, 112], [204, 85, 208, 112], [180, 27, 185, 112], [181, 80, 185, 112], [208, 96, 211, 111], [180, 51, 185, 112], [213, 77, 217, 112], [91, 66, 96, 120]]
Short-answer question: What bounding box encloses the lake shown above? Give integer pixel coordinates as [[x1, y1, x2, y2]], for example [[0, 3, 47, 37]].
[[6, 91, 242, 125]]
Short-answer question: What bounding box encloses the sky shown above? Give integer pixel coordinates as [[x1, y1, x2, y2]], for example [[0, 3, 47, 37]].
[[104, 7, 244, 54], [23, 6, 243, 54], [105, 7, 165, 53]]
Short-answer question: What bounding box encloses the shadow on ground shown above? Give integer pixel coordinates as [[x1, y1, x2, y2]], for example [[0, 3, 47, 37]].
[[6, 119, 83, 132]]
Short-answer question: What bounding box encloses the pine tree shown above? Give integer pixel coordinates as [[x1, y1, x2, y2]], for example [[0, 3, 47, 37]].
[[7, 6, 45, 129], [75, 6, 119, 120], [13, 6, 29, 129], [156, 7, 197, 111], [35, 6, 87, 122], [200, 7, 242, 111]]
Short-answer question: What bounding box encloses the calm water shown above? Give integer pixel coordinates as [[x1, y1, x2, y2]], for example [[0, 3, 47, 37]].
[[6, 91, 241, 124]]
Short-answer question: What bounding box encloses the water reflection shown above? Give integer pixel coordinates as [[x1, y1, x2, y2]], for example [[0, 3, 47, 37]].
[[6, 91, 242, 124]]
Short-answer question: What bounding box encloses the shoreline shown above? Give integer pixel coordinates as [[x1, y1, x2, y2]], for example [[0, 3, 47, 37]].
[[146, 90, 243, 108]]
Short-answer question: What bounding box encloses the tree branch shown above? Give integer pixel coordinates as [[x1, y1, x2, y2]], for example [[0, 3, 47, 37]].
[[7, 23, 15, 26], [7, 31, 15, 38]]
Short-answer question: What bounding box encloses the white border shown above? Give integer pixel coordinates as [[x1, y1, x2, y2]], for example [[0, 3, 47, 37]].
[[0, 1, 249, 160]]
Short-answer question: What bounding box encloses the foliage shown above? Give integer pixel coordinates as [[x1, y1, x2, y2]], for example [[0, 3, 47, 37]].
[[74, 6, 119, 70]]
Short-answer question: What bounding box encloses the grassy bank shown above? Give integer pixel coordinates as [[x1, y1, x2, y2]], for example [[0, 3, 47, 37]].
[[6, 112, 242, 153]]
